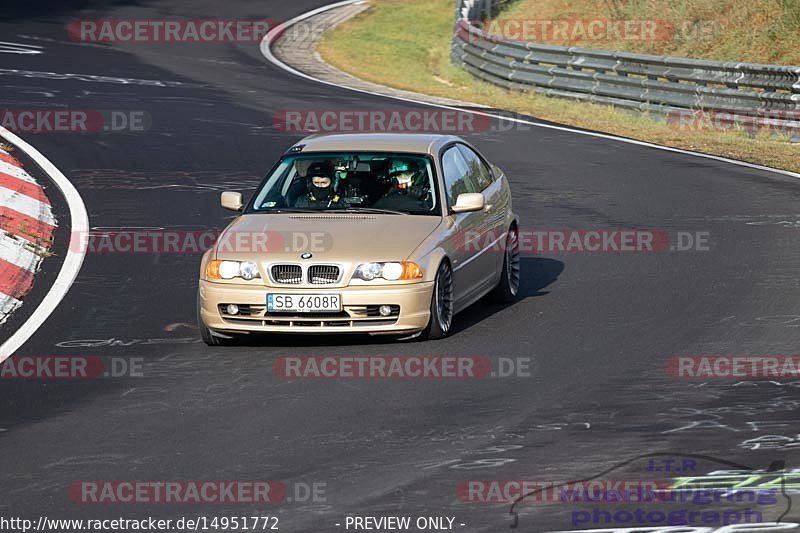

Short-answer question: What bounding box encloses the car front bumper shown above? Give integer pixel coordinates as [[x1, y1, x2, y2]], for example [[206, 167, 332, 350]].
[[198, 280, 434, 335]]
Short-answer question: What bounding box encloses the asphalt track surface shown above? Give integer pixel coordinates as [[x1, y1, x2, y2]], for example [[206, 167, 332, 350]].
[[1, 1, 800, 532]]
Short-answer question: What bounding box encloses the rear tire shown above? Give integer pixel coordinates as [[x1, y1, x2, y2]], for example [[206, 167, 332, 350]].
[[418, 261, 454, 341], [197, 295, 238, 346], [491, 226, 520, 303]]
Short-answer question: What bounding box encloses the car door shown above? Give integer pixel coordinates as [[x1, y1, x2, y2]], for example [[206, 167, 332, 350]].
[[456, 143, 507, 277], [440, 145, 495, 310]]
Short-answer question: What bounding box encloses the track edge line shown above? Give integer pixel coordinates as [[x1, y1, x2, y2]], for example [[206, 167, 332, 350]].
[[0, 127, 89, 362]]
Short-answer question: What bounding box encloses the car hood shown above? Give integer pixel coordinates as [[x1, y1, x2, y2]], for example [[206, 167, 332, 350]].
[[214, 213, 442, 263]]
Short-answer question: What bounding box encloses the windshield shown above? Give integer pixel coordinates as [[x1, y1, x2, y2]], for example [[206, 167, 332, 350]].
[[247, 152, 440, 216]]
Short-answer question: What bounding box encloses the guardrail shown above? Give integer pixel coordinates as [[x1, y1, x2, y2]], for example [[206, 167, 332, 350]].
[[452, 0, 800, 135]]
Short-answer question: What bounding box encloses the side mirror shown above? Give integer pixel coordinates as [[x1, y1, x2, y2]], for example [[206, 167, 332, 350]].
[[221, 191, 243, 212], [451, 192, 485, 213]]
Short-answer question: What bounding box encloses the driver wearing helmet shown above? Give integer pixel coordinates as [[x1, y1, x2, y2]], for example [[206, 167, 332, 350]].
[[295, 161, 343, 209]]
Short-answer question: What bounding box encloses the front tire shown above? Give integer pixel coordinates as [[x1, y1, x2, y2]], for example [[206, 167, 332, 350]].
[[419, 261, 454, 340], [491, 226, 520, 303]]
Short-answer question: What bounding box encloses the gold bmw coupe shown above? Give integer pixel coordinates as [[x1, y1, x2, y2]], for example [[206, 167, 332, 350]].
[[197, 133, 519, 344]]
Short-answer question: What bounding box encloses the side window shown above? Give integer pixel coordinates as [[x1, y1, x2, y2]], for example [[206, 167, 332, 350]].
[[441, 146, 477, 206], [457, 144, 493, 191]]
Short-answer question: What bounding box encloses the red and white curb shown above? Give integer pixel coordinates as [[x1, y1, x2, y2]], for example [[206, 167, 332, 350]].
[[0, 144, 56, 325], [0, 127, 88, 362]]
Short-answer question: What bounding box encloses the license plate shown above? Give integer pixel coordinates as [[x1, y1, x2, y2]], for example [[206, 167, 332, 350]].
[[267, 293, 342, 313]]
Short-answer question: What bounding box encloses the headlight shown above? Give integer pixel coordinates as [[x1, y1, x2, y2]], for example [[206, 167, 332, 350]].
[[206, 260, 261, 280], [356, 262, 383, 281], [239, 261, 260, 280], [354, 262, 423, 281]]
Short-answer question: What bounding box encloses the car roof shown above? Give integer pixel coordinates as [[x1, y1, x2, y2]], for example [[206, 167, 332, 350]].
[[293, 133, 463, 156]]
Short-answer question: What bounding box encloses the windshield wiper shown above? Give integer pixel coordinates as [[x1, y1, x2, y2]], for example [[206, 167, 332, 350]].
[[259, 208, 320, 213], [330, 207, 409, 215]]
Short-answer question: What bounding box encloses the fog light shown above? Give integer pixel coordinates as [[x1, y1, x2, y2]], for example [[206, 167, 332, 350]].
[[379, 305, 392, 317], [226, 304, 239, 315]]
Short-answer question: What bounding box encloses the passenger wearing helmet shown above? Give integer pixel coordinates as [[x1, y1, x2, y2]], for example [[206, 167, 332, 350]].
[[294, 162, 343, 209], [373, 160, 433, 212]]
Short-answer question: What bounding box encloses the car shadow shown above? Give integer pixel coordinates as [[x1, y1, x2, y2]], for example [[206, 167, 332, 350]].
[[231, 256, 564, 347], [450, 256, 564, 335]]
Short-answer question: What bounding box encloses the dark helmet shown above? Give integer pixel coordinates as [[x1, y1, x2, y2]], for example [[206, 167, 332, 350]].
[[306, 162, 335, 201]]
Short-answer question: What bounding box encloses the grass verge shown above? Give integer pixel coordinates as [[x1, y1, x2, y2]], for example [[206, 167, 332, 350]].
[[318, 0, 799, 174], [495, 0, 800, 65]]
